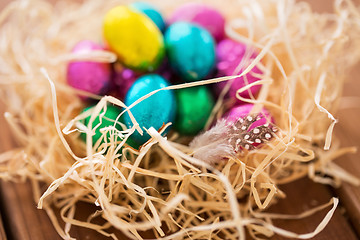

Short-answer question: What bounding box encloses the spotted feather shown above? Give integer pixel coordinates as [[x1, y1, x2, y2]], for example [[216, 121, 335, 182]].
[[227, 114, 276, 152]]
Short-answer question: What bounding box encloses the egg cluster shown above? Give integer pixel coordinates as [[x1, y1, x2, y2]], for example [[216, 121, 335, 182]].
[[67, 2, 270, 149]]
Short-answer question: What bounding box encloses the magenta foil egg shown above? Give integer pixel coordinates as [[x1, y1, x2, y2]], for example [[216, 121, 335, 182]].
[[215, 39, 263, 103], [169, 3, 225, 42], [225, 104, 273, 130], [67, 40, 111, 98]]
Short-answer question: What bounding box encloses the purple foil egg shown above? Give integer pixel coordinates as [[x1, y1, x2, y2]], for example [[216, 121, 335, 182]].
[[112, 65, 138, 100], [155, 58, 181, 84], [215, 39, 263, 103], [67, 40, 111, 98], [169, 3, 225, 42], [225, 104, 273, 130]]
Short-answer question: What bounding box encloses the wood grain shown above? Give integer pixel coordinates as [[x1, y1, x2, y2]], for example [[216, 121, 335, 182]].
[[333, 65, 360, 236], [270, 178, 358, 240], [0, 212, 7, 240], [0, 182, 60, 240], [0, 181, 131, 240]]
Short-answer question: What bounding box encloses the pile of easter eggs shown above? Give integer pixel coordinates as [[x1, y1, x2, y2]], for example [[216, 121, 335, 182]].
[[67, 2, 268, 149]]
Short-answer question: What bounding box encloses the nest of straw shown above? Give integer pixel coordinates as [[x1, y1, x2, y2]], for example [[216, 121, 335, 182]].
[[1, 0, 360, 239]]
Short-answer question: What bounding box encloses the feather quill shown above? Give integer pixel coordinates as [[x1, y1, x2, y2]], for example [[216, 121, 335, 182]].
[[189, 114, 276, 164], [190, 119, 234, 164]]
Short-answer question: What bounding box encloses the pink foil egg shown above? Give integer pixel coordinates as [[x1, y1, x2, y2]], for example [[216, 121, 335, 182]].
[[225, 104, 273, 130], [215, 39, 263, 103], [169, 3, 225, 42], [67, 40, 111, 99]]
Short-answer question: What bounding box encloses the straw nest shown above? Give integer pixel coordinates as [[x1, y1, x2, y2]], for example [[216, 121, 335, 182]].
[[0, 0, 360, 239]]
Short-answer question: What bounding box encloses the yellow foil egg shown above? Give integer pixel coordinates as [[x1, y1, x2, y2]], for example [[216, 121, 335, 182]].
[[103, 6, 164, 71]]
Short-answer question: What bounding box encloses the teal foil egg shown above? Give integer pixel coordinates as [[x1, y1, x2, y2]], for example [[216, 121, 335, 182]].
[[165, 22, 216, 81], [124, 74, 176, 147], [130, 2, 166, 32]]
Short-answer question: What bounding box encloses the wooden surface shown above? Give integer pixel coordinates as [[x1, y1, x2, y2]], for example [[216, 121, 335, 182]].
[[0, 212, 6, 240], [269, 178, 358, 240], [333, 66, 360, 236], [1, 0, 360, 240]]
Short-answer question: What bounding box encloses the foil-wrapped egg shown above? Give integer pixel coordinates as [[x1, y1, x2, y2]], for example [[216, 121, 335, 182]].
[[124, 74, 176, 148], [169, 3, 225, 42], [174, 86, 214, 135], [130, 2, 166, 32], [103, 6, 164, 71], [165, 22, 215, 81], [225, 104, 273, 130], [215, 39, 263, 103], [81, 105, 123, 145], [67, 40, 111, 98]]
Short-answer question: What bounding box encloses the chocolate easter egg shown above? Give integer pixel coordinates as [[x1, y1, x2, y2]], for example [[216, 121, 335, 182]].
[[225, 104, 273, 130], [130, 2, 166, 32], [103, 6, 164, 71], [215, 39, 263, 103], [165, 22, 215, 81], [81, 105, 123, 145], [174, 86, 214, 135], [112, 64, 139, 100], [169, 3, 225, 42], [124, 74, 176, 147], [67, 40, 111, 98]]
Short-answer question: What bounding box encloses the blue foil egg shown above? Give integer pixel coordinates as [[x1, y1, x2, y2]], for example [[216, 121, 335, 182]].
[[124, 74, 176, 147], [130, 2, 166, 32], [165, 22, 216, 82]]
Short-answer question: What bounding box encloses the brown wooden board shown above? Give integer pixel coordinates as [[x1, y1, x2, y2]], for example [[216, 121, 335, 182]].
[[0, 181, 126, 240], [0, 0, 360, 240], [269, 178, 358, 240], [333, 65, 360, 236], [0, 212, 7, 240]]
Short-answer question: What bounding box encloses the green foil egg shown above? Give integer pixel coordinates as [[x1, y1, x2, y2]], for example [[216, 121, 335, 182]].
[[81, 105, 123, 145], [174, 86, 214, 135], [124, 74, 176, 148], [165, 22, 216, 81]]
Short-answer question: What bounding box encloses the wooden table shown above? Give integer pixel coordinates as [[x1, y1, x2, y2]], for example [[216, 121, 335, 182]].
[[0, 0, 360, 239]]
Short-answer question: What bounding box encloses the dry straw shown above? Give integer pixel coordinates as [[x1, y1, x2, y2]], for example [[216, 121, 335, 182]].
[[0, 0, 360, 239]]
